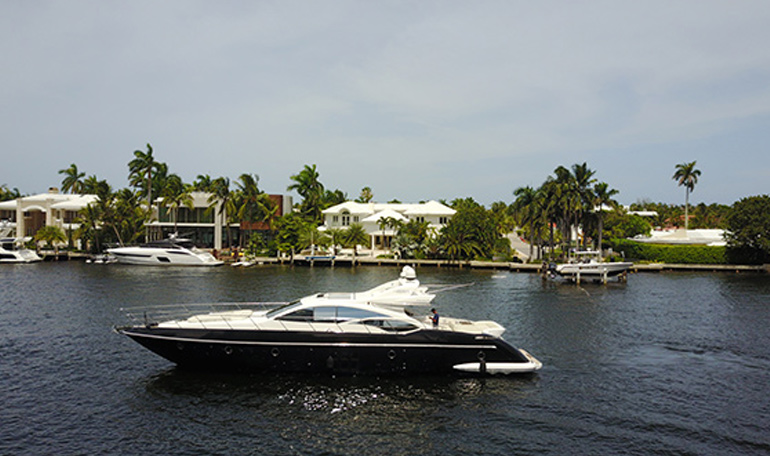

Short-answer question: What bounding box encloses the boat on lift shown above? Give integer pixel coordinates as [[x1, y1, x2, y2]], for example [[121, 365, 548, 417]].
[[115, 266, 541, 375], [550, 250, 632, 283]]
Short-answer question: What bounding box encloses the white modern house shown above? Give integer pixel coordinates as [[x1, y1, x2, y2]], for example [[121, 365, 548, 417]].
[[321, 200, 455, 252]]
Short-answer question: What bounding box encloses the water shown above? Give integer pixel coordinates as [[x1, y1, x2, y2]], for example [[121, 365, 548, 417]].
[[1, 263, 769, 455]]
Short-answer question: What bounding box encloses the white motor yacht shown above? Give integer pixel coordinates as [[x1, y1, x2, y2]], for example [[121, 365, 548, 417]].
[[0, 237, 42, 263], [107, 236, 223, 266]]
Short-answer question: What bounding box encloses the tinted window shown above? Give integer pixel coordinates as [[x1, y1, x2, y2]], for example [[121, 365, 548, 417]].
[[313, 307, 337, 322], [277, 308, 314, 321], [363, 319, 418, 332], [336, 307, 387, 321]]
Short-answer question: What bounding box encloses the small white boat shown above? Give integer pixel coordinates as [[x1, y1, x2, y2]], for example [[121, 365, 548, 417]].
[[0, 237, 42, 263], [550, 250, 632, 283], [107, 235, 223, 266]]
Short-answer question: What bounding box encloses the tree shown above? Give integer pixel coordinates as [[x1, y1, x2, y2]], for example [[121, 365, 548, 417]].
[[76, 201, 104, 253], [324, 227, 346, 255], [593, 182, 619, 255], [192, 174, 214, 192], [287, 164, 325, 223], [112, 188, 148, 246], [234, 173, 277, 245], [274, 213, 311, 263], [725, 195, 770, 264], [34, 225, 67, 253], [342, 223, 369, 262], [673, 161, 701, 231], [58, 164, 86, 194], [158, 174, 193, 234], [572, 162, 597, 248], [321, 188, 347, 209], [208, 177, 235, 248], [513, 186, 538, 260], [356, 187, 373, 203], [0, 184, 21, 201], [440, 198, 495, 261], [128, 143, 157, 207]]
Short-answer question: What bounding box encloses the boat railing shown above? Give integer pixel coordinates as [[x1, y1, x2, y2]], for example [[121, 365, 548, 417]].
[[117, 303, 427, 334], [119, 302, 289, 329]]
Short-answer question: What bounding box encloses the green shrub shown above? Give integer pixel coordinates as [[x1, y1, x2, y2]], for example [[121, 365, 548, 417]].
[[609, 239, 727, 264]]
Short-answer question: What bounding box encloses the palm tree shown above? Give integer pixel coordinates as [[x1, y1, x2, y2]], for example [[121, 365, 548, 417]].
[[192, 174, 214, 192], [356, 187, 373, 203], [34, 225, 67, 254], [112, 188, 147, 246], [287, 164, 324, 223], [592, 182, 619, 256], [513, 186, 537, 260], [208, 177, 235, 249], [342, 223, 369, 263], [76, 202, 103, 253], [552, 166, 578, 252], [324, 227, 345, 255], [673, 161, 701, 231], [571, 162, 596, 248], [0, 184, 21, 201], [234, 173, 277, 245], [128, 144, 156, 206], [58, 164, 86, 194], [159, 174, 193, 234]]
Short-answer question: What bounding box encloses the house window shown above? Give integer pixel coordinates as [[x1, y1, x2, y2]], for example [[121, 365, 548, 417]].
[[333, 215, 339, 223], [415, 216, 425, 223], [439, 217, 448, 224], [341, 212, 350, 226], [353, 216, 359, 223]]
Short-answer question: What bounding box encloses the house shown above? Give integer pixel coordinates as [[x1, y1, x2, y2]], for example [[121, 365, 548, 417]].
[[151, 192, 292, 249], [321, 200, 455, 252], [0, 188, 293, 250], [0, 188, 97, 243]]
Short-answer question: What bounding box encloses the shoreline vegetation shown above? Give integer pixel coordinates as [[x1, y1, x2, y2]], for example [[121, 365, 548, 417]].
[[2, 148, 769, 267], [37, 250, 769, 274]]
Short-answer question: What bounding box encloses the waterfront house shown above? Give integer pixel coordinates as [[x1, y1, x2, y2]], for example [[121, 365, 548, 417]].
[[0, 188, 97, 247], [151, 192, 292, 249], [0, 188, 292, 250], [321, 200, 455, 253]]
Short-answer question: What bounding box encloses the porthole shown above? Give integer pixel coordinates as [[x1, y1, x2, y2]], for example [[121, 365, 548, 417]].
[[477, 351, 486, 361], [224, 346, 233, 355], [271, 347, 280, 357], [387, 350, 397, 360]]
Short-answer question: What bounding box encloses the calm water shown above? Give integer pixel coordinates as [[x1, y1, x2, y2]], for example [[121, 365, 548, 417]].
[[1, 263, 769, 455]]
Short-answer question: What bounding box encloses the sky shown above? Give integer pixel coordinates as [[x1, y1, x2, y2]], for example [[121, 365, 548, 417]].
[[2, 1, 769, 206]]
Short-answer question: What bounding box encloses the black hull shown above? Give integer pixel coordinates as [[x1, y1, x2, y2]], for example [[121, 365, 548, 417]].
[[119, 327, 533, 375]]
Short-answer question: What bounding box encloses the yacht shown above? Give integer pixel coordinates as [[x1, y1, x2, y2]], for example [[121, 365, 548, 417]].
[[116, 266, 542, 375], [550, 250, 632, 283], [107, 236, 223, 266], [0, 237, 42, 263]]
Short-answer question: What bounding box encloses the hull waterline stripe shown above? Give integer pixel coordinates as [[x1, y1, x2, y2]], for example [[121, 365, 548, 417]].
[[120, 330, 498, 350]]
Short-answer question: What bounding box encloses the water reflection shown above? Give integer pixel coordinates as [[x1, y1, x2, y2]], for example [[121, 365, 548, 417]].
[[142, 368, 541, 414]]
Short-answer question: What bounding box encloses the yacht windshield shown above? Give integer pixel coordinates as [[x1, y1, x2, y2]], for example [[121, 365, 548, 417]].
[[266, 300, 302, 318]]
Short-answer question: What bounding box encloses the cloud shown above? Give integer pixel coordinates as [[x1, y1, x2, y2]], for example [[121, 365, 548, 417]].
[[1, 1, 769, 205]]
